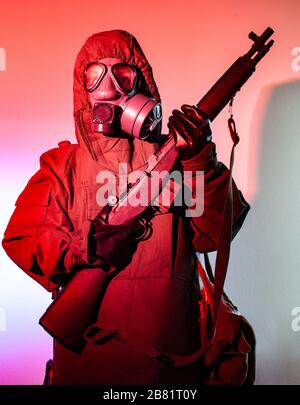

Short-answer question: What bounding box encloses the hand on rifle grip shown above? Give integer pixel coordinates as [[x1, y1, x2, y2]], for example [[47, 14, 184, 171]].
[[88, 218, 140, 270], [167, 104, 212, 161]]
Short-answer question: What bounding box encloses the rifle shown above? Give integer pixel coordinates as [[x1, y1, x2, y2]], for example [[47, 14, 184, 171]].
[[39, 27, 274, 352]]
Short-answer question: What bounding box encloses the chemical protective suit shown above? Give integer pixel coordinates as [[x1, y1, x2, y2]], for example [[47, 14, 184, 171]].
[[2, 30, 250, 384]]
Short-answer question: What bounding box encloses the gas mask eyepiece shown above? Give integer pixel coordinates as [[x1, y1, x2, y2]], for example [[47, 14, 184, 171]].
[[84, 58, 162, 140]]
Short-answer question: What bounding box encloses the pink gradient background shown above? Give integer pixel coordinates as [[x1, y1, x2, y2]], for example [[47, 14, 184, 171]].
[[0, 0, 299, 384]]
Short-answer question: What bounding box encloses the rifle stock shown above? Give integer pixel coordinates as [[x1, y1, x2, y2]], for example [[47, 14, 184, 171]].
[[40, 268, 114, 352], [39, 27, 274, 352]]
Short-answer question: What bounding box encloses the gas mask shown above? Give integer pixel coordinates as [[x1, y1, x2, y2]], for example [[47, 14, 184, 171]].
[[84, 57, 162, 141]]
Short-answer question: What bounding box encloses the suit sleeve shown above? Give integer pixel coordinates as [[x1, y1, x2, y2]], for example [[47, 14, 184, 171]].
[[2, 151, 88, 292], [181, 141, 250, 252]]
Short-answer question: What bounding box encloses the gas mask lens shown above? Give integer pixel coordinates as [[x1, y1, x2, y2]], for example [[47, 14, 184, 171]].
[[84, 63, 106, 92], [111, 64, 137, 93], [84, 62, 137, 94]]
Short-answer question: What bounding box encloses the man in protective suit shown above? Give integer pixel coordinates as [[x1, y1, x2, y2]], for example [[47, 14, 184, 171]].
[[2, 30, 249, 384]]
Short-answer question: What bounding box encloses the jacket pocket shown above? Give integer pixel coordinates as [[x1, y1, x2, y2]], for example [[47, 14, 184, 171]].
[[4, 181, 51, 238], [15, 181, 51, 206]]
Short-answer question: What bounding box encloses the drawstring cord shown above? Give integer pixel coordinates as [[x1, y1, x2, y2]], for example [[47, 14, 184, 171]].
[[75, 108, 98, 161]]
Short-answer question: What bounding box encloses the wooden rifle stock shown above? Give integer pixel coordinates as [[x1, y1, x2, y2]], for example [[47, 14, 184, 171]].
[[39, 27, 274, 352]]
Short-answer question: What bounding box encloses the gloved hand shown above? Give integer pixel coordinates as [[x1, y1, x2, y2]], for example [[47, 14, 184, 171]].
[[88, 218, 140, 270], [167, 104, 212, 161]]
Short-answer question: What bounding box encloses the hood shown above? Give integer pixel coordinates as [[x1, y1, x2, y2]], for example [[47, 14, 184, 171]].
[[73, 30, 161, 168]]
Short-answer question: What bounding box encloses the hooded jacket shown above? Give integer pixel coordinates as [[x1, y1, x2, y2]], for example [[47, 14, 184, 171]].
[[2, 30, 250, 384]]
